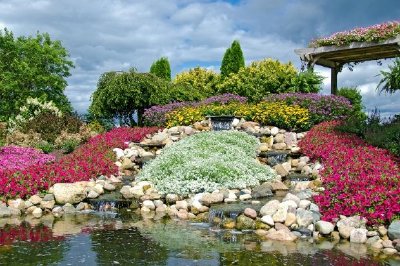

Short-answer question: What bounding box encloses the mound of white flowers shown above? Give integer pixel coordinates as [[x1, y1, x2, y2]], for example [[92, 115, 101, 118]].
[[137, 131, 277, 195]]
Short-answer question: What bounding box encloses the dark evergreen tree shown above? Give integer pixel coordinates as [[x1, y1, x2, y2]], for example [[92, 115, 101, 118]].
[[150, 57, 171, 81], [220, 40, 245, 77]]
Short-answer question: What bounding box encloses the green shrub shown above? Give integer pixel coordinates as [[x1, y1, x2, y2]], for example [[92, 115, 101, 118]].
[[220, 40, 245, 78], [217, 58, 299, 102], [137, 131, 276, 195], [150, 57, 171, 81], [60, 138, 81, 154], [35, 142, 55, 154], [337, 87, 366, 119]]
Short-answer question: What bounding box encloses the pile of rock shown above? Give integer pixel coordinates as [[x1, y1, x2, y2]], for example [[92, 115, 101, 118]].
[[0, 175, 121, 219]]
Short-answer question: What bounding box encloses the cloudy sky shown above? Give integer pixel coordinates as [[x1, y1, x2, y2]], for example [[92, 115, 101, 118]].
[[1, 0, 399, 116]]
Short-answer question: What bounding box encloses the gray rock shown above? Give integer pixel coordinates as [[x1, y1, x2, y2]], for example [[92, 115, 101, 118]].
[[166, 194, 179, 204], [142, 200, 155, 210], [337, 216, 367, 229], [296, 208, 314, 228], [7, 199, 25, 209], [388, 220, 400, 240], [32, 207, 43, 218], [28, 195, 42, 205], [120, 185, 134, 199], [350, 228, 368, 243], [251, 184, 273, 199], [299, 199, 311, 209], [366, 236, 381, 245], [63, 203, 76, 214], [53, 183, 87, 204], [200, 192, 224, 206], [87, 190, 99, 199], [339, 226, 354, 239], [175, 200, 188, 210], [283, 193, 300, 205], [9, 207, 21, 216], [261, 215, 275, 226], [260, 200, 280, 216], [104, 183, 116, 191], [43, 194, 54, 201], [52, 206, 64, 217], [266, 229, 298, 241], [244, 208, 257, 219], [315, 221, 335, 235], [383, 248, 397, 254], [76, 202, 86, 211], [309, 203, 320, 212], [40, 200, 55, 210], [272, 205, 288, 223]]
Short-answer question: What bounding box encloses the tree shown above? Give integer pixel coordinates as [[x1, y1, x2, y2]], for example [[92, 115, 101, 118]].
[[220, 40, 245, 78], [150, 57, 171, 81], [0, 28, 74, 121], [89, 70, 170, 126], [377, 57, 400, 94]]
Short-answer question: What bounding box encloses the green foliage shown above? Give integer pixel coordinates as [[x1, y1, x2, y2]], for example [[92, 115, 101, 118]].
[[137, 131, 276, 195], [377, 58, 400, 94], [0, 28, 74, 122], [89, 71, 170, 126], [220, 40, 245, 78], [336, 109, 400, 156], [337, 87, 367, 119], [150, 57, 171, 81], [295, 69, 323, 93], [217, 58, 299, 102], [173, 67, 220, 99], [35, 142, 55, 154], [60, 138, 81, 154]]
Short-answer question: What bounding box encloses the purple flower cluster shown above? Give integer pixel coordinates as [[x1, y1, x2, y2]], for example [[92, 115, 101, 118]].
[[143, 93, 247, 126], [0, 146, 55, 172], [264, 93, 352, 123]]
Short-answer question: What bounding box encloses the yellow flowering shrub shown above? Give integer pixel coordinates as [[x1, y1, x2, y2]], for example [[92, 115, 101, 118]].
[[166, 101, 310, 131]]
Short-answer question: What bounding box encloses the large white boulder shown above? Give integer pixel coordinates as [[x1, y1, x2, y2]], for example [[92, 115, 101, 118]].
[[53, 183, 87, 204]]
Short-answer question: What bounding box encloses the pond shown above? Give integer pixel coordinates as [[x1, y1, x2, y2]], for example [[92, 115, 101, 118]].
[[0, 210, 398, 266]]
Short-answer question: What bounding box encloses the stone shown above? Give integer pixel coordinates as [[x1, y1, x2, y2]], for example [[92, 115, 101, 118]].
[[244, 208, 257, 219], [266, 229, 298, 241], [261, 215, 275, 226], [367, 231, 378, 237], [383, 248, 397, 254], [103, 183, 116, 191], [121, 157, 135, 170], [141, 206, 151, 213], [259, 143, 269, 152], [93, 184, 104, 195], [120, 186, 134, 199], [43, 194, 54, 201], [154, 200, 164, 208], [155, 205, 167, 213], [251, 183, 273, 199], [299, 200, 311, 209], [260, 200, 280, 216], [113, 148, 125, 159], [272, 143, 287, 150], [142, 200, 155, 210], [283, 193, 300, 206], [378, 225, 388, 236], [236, 214, 256, 230], [270, 127, 279, 136], [309, 203, 320, 213], [200, 192, 224, 206], [76, 202, 86, 211], [166, 194, 180, 204], [331, 231, 341, 240], [284, 132, 297, 146], [272, 205, 288, 223], [40, 200, 55, 210], [63, 203, 76, 214], [350, 228, 367, 243], [262, 181, 289, 192], [52, 206, 64, 217], [32, 207, 43, 218], [274, 163, 290, 177], [284, 213, 297, 227], [151, 132, 169, 144], [371, 241, 384, 250], [53, 183, 87, 204], [301, 165, 312, 175], [130, 187, 145, 198], [366, 236, 381, 245], [388, 220, 400, 240], [274, 133, 285, 143], [24, 200, 33, 209], [280, 200, 298, 210], [239, 194, 252, 201], [9, 207, 21, 216], [296, 208, 314, 228], [315, 221, 335, 235], [28, 195, 42, 205], [7, 199, 25, 210], [175, 200, 188, 211], [382, 240, 394, 248], [87, 190, 99, 199], [339, 226, 353, 239], [176, 209, 189, 220]]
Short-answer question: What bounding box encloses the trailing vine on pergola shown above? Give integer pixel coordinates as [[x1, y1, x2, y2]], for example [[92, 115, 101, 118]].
[[295, 21, 400, 94]]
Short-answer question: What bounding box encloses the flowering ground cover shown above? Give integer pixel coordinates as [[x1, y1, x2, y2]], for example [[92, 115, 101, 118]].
[[137, 131, 276, 195], [143, 93, 247, 126], [0, 146, 55, 172], [0, 127, 158, 199], [309, 21, 400, 47], [299, 121, 400, 225]]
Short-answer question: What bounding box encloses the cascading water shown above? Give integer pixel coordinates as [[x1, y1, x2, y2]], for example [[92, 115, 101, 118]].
[[259, 151, 289, 166]]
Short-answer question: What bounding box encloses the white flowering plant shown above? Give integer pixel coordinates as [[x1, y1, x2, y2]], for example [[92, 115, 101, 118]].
[[7, 97, 62, 133], [137, 131, 277, 195]]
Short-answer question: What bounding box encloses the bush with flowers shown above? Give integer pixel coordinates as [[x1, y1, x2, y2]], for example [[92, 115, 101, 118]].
[[0, 127, 158, 199], [299, 121, 400, 225], [309, 21, 400, 47]]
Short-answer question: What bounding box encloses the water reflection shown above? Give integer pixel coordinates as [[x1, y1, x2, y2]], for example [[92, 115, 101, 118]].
[[0, 212, 398, 266]]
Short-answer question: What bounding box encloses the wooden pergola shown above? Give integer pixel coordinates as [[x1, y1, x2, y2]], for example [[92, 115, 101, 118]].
[[295, 36, 400, 94]]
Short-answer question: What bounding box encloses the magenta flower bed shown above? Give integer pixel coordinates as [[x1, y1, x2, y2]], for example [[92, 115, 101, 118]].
[[310, 21, 400, 47], [0, 146, 55, 172], [143, 93, 247, 126], [299, 121, 400, 225], [0, 127, 159, 199]]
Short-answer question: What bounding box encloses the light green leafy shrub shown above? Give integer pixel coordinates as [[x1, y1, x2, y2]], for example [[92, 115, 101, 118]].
[[137, 131, 276, 195]]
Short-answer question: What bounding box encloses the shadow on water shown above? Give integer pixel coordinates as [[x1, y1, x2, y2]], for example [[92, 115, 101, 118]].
[[0, 211, 398, 266]]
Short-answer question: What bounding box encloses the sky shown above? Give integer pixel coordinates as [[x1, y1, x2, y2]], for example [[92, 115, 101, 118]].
[[0, 0, 399, 116]]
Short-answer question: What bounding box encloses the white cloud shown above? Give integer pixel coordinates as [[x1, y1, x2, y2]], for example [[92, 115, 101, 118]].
[[0, 0, 398, 116]]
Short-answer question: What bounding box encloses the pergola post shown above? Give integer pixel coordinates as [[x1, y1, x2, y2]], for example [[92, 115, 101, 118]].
[[331, 67, 338, 95]]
